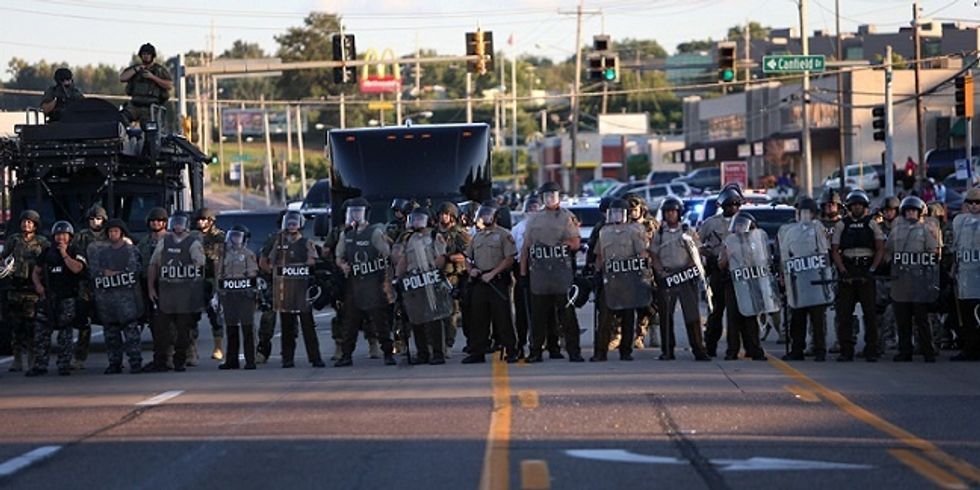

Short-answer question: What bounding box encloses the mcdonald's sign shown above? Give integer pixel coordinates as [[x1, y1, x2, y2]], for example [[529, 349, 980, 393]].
[[359, 48, 402, 94]]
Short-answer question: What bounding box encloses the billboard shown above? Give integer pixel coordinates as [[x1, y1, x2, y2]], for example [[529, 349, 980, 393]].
[[221, 109, 305, 137]]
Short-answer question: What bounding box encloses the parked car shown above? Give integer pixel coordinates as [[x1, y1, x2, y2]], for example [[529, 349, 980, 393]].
[[823, 164, 883, 196], [601, 181, 648, 200], [672, 167, 721, 192], [566, 201, 603, 267], [739, 203, 797, 245], [630, 183, 693, 210], [646, 170, 683, 185], [688, 191, 773, 228]]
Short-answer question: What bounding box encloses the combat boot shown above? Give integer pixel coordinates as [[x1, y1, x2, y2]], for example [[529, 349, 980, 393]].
[[461, 354, 486, 364], [330, 341, 343, 361], [334, 355, 353, 367], [211, 335, 224, 361], [25, 367, 47, 377], [8, 351, 23, 372], [384, 353, 397, 365], [368, 338, 382, 359]]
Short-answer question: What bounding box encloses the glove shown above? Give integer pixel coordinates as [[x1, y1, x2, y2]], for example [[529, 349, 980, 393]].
[[210, 294, 220, 312]]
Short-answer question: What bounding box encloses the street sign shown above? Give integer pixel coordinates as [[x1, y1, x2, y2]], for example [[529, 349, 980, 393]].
[[367, 101, 395, 111], [229, 162, 242, 182], [762, 55, 826, 74], [359, 75, 401, 94]]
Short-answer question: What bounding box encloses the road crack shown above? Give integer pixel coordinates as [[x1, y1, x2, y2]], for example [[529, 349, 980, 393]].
[[648, 393, 730, 490]]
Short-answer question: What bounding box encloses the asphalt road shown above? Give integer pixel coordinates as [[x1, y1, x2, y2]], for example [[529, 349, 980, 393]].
[[1, 306, 978, 490]]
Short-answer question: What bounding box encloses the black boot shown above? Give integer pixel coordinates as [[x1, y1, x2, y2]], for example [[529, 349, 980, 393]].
[[242, 324, 257, 369], [222, 324, 241, 369]]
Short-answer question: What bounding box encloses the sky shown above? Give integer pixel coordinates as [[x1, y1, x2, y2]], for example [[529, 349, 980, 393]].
[[0, 0, 977, 80]]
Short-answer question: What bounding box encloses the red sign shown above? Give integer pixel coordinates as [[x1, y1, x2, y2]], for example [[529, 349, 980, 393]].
[[359, 76, 401, 94], [721, 161, 748, 189]]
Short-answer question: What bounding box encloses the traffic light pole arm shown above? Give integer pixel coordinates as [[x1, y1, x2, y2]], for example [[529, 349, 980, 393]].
[[183, 55, 483, 76]]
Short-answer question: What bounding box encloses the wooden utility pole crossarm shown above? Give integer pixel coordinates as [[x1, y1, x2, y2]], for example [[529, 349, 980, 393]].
[[184, 55, 482, 76]]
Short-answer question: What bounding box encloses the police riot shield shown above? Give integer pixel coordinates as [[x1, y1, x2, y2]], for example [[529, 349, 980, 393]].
[[777, 222, 835, 309], [158, 259, 206, 314], [401, 269, 454, 324], [273, 263, 311, 313], [528, 242, 574, 295], [725, 229, 781, 316], [88, 243, 144, 324], [349, 252, 392, 311], [602, 257, 652, 310], [955, 214, 980, 300], [218, 275, 258, 326], [890, 224, 940, 303]]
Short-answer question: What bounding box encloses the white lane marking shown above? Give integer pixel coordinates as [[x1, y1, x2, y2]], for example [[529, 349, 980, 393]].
[[565, 449, 872, 471], [135, 390, 184, 407], [0, 446, 62, 477]]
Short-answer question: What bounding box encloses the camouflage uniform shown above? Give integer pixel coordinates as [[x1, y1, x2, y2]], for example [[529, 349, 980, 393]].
[[123, 62, 171, 125], [197, 225, 227, 345], [2, 232, 49, 370], [71, 225, 105, 365], [630, 211, 660, 350], [89, 240, 144, 372], [256, 232, 279, 362], [31, 244, 84, 375], [138, 231, 170, 368], [439, 223, 471, 350]]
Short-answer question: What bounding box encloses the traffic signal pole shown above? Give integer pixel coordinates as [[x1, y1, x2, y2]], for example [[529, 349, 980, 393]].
[[885, 45, 895, 197], [799, 0, 813, 197]]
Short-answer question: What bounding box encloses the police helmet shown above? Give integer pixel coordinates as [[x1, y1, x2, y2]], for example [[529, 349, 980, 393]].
[[660, 196, 685, 214], [899, 196, 927, 215], [795, 197, 819, 214], [598, 197, 613, 214], [522, 196, 542, 213], [51, 220, 74, 237], [606, 198, 629, 224], [436, 201, 459, 220], [87, 204, 108, 220], [138, 43, 157, 58], [539, 181, 562, 194], [54, 68, 73, 83], [818, 189, 843, 207], [408, 207, 431, 230], [20, 210, 41, 228], [168, 213, 190, 232], [390, 198, 409, 212], [227, 224, 251, 247], [729, 211, 757, 234], [458, 201, 478, 223], [624, 193, 647, 211], [146, 207, 169, 223], [282, 210, 304, 230], [344, 196, 371, 210], [881, 196, 900, 210], [475, 201, 498, 228], [496, 206, 513, 230], [716, 187, 744, 207], [845, 189, 870, 208], [966, 187, 980, 201], [196, 207, 217, 221], [105, 218, 129, 236], [401, 199, 420, 216]]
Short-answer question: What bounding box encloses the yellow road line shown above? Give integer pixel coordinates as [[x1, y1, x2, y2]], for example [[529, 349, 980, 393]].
[[520, 460, 551, 490], [518, 390, 540, 409], [889, 449, 968, 490], [768, 357, 980, 485], [783, 384, 821, 403], [479, 356, 512, 490]]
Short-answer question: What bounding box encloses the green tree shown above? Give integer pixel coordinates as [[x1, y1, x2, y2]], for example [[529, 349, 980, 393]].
[[676, 39, 714, 54], [727, 21, 770, 41], [218, 40, 278, 100], [616, 38, 668, 60]]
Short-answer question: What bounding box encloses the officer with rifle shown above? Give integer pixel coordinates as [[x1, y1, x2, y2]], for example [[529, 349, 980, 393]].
[[40, 68, 84, 122], [119, 43, 172, 126]]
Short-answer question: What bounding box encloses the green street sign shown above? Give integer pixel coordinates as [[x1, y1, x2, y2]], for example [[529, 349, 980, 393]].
[[762, 55, 826, 74]]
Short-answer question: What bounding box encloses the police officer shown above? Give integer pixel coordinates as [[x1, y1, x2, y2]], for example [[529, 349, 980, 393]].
[[926, 202, 956, 350], [195, 207, 227, 361], [651, 196, 709, 361], [464, 202, 519, 363], [830, 189, 885, 362], [27, 221, 86, 376], [147, 213, 206, 372], [89, 219, 144, 374], [256, 211, 285, 363], [521, 182, 584, 363], [778, 198, 834, 362], [875, 196, 901, 354], [888, 197, 941, 362], [718, 212, 772, 361], [335, 198, 397, 367], [264, 210, 325, 368], [818, 189, 844, 237], [386, 198, 413, 243], [119, 43, 173, 125], [1, 210, 49, 372], [216, 225, 259, 370], [436, 201, 471, 354], [70, 204, 108, 370], [139, 207, 172, 372], [512, 196, 541, 359], [624, 193, 659, 350], [951, 187, 980, 361], [698, 186, 743, 357], [593, 198, 650, 361], [40, 68, 83, 122], [396, 208, 452, 364]]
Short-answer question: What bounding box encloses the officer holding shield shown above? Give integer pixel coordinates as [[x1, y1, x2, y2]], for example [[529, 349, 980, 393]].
[[521, 182, 584, 363], [951, 187, 980, 361], [217, 225, 259, 369], [718, 212, 776, 361], [778, 198, 835, 361], [699, 186, 743, 357], [887, 197, 941, 362], [650, 197, 709, 361], [89, 219, 144, 374]]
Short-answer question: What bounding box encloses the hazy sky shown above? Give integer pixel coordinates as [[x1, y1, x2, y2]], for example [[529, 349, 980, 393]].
[[0, 0, 976, 79]]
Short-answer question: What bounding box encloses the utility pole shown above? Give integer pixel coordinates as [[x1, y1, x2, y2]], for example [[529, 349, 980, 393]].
[[261, 94, 274, 206], [885, 45, 895, 197], [743, 19, 751, 82], [237, 102, 244, 210], [340, 92, 346, 129], [415, 33, 422, 108], [494, 94, 502, 149], [297, 104, 307, 196], [511, 55, 518, 181], [836, 0, 846, 193], [799, 0, 814, 197], [466, 72, 473, 123], [286, 104, 293, 162], [559, 0, 600, 194], [913, 2, 927, 179]]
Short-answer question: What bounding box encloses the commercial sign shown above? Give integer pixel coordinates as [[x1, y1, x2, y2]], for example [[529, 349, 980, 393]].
[[721, 161, 749, 189], [359, 48, 402, 94]]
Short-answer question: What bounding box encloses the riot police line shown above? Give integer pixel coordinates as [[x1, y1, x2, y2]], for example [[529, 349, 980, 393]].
[[2, 182, 980, 377]]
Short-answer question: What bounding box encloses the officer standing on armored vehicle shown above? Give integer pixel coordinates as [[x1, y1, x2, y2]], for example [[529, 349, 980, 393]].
[[887, 197, 941, 363], [40, 68, 84, 122], [698, 185, 743, 357], [778, 198, 835, 362], [830, 190, 885, 362], [71, 204, 108, 370], [521, 182, 584, 363], [650, 196, 709, 361], [89, 219, 144, 374], [719, 212, 776, 361], [195, 208, 227, 362], [147, 213, 206, 372], [138, 207, 172, 372], [396, 208, 452, 365], [216, 225, 259, 370], [334, 198, 397, 367], [119, 43, 173, 125], [464, 202, 519, 364], [264, 210, 325, 368], [1, 210, 49, 372], [951, 187, 980, 361], [27, 221, 86, 377], [436, 201, 471, 354], [593, 198, 650, 362]]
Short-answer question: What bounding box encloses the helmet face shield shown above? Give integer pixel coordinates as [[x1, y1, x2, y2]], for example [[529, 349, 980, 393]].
[[729, 214, 754, 234], [542, 191, 560, 208], [606, 207, 627, 224], [408, 211, 429, 230], [168, 215, 189, 233], [226, 230, 246, 249], [475, 205, 497, 228], [345, 206, 367, 226], [282, 212, 304, 231]]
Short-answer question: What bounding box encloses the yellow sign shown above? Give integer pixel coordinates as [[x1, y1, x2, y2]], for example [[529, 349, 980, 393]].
[[361, 48, 399, 80], [367, 101, 394, 111]]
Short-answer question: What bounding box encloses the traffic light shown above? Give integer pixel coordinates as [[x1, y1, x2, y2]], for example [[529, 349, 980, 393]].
[[588, 35, 618, 83], [717, 42, 736, 83], [872, 105, 886, 141], [332, 34, 357, 84], [956, 74, 974, 118], [588, 54, 603, 81], [602, 55, 619, 82], [593, 35, 611, 52], [209, 153, 219, 165], [466, 30, 494, 75]]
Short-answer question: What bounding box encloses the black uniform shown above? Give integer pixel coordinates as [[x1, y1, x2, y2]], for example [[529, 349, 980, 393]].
[[831, 214, 884, 361]]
